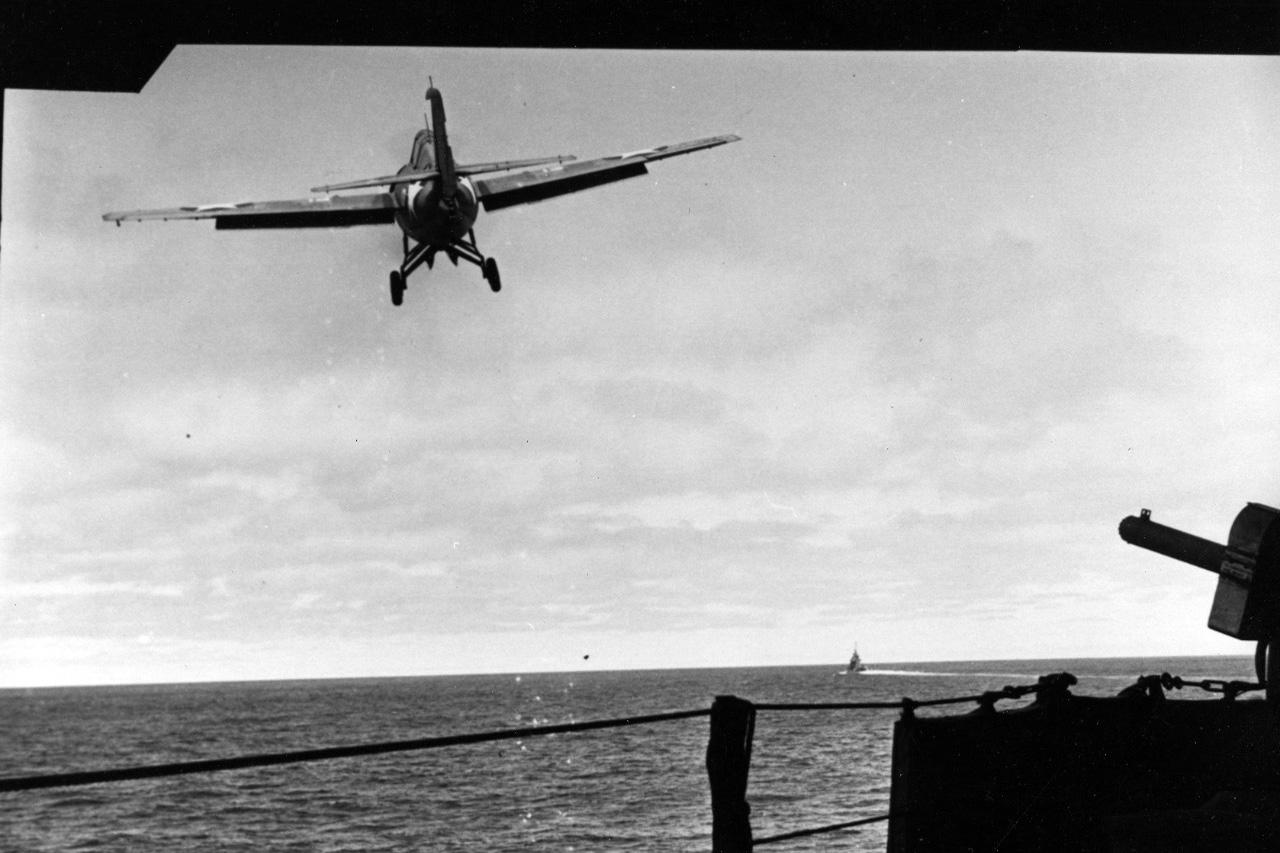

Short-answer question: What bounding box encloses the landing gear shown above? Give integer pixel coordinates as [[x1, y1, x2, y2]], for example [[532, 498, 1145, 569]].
[[389, 270, 405, 306], [483, 257, 501, 293], [390, 229, 502, 304]]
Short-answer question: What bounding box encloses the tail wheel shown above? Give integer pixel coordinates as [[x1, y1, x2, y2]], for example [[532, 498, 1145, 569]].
[[390, 270, 405, 306], [483, 258, 501, 293]]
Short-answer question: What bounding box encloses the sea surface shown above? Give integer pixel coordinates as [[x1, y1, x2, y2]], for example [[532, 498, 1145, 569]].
[[0, 655, 1257, 852]]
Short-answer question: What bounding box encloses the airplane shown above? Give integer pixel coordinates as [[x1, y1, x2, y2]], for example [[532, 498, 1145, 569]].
[[103, 84, 740, 306]]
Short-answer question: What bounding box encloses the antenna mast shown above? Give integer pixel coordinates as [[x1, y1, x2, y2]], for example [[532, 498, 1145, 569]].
[[424, 76, 435, 129]]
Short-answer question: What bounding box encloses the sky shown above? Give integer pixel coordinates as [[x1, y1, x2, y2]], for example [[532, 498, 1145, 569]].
[[2, 48, 1278, 687]]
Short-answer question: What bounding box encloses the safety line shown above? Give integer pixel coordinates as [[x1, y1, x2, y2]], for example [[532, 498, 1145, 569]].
[[754, 811, 894, 845], [753, 690, 1035, 712], [0, 707, 710, 792], [754, 700, 907, 711]]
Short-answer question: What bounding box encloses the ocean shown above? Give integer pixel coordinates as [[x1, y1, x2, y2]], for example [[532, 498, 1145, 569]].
[[0, 655, 1257, 852]]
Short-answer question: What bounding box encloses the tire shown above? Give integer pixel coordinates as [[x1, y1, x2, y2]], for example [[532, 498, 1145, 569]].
[[390, 270, 405, 306], [483, 258, 501, 293]]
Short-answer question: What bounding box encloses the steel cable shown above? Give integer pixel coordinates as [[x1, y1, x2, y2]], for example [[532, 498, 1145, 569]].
[[0, 707, 710, 792]]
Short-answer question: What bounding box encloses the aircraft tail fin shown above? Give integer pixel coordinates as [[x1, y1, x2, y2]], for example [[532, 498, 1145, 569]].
[[426, 86, 457, 198]]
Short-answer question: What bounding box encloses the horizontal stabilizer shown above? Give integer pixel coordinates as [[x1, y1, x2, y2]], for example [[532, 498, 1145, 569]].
[[311, 171, 438, 194], [457, 155, 577, 176], [310, 156, 578, 194]]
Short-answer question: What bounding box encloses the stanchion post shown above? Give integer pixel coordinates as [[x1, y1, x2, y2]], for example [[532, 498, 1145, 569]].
[[707, 695, 756, 853]]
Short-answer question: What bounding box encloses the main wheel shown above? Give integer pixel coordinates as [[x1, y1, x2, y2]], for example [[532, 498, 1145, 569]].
[[389, 270, 405, 306], [483, 258, 501, 293]]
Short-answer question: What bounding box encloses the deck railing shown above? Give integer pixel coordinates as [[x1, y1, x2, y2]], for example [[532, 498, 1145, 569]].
[[3, 671, 1255, 850], [703, 681, 1064, 853]]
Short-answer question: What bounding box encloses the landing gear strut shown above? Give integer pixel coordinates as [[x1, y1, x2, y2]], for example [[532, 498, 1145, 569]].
[[389, 230, 502, 305]]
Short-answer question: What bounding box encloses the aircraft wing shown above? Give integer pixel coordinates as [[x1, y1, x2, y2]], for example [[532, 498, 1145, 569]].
[[472, 134, 741, 212], [102, 192, 399, 229], [311, 156, 577, 194]]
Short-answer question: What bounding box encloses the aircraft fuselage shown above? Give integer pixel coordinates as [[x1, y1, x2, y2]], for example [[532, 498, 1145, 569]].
[[393, 173, 479, 245], [390, 85, 480, 247]]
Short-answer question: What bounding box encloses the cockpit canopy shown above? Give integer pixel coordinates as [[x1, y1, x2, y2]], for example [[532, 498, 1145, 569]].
[[410, 128, 435, 170]]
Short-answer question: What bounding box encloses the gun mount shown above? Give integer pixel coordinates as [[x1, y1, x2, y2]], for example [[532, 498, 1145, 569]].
[[1120, 503, 1280, 640], [1121, 502, 1280, 699]]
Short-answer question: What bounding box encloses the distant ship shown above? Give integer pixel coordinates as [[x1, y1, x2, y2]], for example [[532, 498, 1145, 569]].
[[845, 646, 867, 674]]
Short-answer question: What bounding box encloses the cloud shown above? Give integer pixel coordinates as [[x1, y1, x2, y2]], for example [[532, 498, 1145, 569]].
[[2, 576, 184, 600], [5, 53, 1278, 685]]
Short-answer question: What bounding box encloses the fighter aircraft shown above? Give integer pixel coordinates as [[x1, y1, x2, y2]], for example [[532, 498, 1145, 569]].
[[103, 85, 740, 306]]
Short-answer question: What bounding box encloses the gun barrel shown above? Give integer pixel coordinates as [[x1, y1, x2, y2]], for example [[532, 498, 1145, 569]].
[[1119, 513, 1226, 575]]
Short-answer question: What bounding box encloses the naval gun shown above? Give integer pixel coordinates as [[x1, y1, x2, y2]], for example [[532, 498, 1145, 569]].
[[1120, 502, 1280, 695]]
